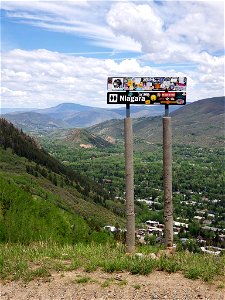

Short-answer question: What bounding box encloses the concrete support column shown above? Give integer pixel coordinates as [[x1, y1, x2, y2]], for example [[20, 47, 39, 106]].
[[124, 117, 135, 253], [163, 116, 173, 248]]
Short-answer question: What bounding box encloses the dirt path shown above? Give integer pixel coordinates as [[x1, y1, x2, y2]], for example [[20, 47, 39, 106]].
[[0, 270, 224, 300]]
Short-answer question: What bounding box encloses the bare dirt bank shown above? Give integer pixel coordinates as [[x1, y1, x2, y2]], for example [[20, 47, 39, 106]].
[[0, 270, 224, 300]]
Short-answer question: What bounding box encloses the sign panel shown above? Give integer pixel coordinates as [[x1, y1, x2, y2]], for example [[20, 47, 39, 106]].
[[107, 77, 187, 105]]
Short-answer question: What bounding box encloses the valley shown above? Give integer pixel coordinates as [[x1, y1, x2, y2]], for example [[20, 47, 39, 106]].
[[41, 138, 225, 247], [38, 97, 225, 248]]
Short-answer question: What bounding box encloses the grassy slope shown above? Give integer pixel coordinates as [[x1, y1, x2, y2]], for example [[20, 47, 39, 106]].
[[0, 147, 125, 244], [0, 242, 224, 283], [41, 128, 113, 149]]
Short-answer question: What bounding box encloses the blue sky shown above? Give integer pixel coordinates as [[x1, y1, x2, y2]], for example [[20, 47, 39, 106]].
[[1, 0, 224, 108]]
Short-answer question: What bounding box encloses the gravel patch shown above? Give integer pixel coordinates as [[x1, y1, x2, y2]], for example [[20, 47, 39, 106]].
[[0, 270, 224, 300]]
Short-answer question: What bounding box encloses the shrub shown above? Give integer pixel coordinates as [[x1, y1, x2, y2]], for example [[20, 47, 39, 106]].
[[88, 231, 114, 244], [176, 239, 201, 253], [144, 234, 157, 245], [158, 257, 180, 273], [128, 257, 156, 275]]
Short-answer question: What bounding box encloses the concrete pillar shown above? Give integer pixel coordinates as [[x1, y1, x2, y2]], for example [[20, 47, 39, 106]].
[[124, 117, 135, 253], [163, 116, 173, 248]]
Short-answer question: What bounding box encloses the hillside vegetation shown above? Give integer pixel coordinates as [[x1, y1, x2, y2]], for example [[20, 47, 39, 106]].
[[0, 118, 125, 244], [0, 242, 224, 283], [41, 128, 113, 149], [0, 173, 88, 244]]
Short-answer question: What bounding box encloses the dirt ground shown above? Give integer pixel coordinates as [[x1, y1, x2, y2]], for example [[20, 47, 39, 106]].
[[0, 270, 224, 300]]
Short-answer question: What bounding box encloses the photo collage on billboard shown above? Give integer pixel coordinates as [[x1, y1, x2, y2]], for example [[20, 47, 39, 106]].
[[107, 77, 187, 92], [107, 77, 187, 105]]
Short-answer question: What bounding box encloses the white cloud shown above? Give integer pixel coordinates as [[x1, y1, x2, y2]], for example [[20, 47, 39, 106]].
[[2, 1, 224, 58], [2, 1, 141, 52], [106, 1, 224, 59], [1, 49, 224, 109], [106, 2, 164, 53], [1, 1, 224, 109], [165, 4, 224, 53]]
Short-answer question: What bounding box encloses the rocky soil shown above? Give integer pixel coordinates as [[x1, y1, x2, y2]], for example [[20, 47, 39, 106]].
[[0, 270, 224, 300]]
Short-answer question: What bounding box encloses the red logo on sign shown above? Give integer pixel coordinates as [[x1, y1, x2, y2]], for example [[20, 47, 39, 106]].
[[162, 92, 175, 97]]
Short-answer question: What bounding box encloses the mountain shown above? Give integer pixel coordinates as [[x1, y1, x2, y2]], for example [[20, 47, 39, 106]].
[[2, 111, 67, 133], [109, 105, 179, 118], [0, 118, 125, 244], [36, 102, 180, 120], [36, 103, 123, 127], [89, 119, 125, 141], [35, 103, 97, 119], [2, 102, 181, 131], [65, 109, 122, 127], [90, 97, 225, 148], [0, 107, 37, 114]]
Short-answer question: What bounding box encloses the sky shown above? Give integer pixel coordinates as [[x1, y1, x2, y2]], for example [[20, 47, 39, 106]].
[[1, 0, 225, 108]]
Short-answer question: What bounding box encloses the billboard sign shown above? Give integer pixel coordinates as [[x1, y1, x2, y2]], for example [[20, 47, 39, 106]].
[[107, 77, 187, 105]]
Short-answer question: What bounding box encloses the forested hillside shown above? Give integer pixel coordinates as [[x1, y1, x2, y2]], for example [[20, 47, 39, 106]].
[[0, 118, 110, 201], [0, 118, 125, 244]]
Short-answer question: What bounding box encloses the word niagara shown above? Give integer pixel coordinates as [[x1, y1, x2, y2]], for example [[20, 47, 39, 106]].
[[120, 95, 145, 103], [108, 93, 146, 104]]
